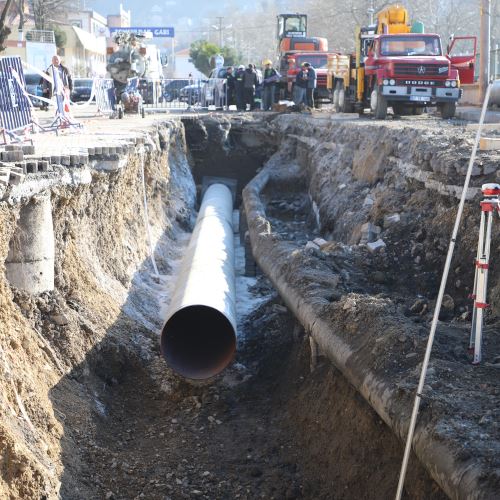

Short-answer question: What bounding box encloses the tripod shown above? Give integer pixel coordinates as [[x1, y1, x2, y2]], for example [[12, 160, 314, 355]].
[[469, 183, 500, 364]]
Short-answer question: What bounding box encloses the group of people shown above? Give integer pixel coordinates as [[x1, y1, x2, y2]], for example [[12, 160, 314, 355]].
[[225, 60, 317, 111]]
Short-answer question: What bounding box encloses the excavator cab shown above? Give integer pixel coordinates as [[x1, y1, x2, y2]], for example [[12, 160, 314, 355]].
[[277, 14, 307, 40]]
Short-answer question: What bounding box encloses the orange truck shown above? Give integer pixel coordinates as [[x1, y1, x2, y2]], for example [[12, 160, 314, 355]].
[[327, 4, 477, 119], [276, 13, 329, 101]]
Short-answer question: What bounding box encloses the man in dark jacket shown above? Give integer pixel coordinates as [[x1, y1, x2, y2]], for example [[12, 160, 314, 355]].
[[243, 64, 258, 110], [234, 65, 246, 111], [40, 55, 73, 110], [226, 66, 235, 108], [294, 64, 308, 106], [262, 59, 280, 111], [303, 62, 316, 108]]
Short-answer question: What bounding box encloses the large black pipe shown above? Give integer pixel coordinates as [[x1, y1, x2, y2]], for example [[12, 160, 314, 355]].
[[161, 183, 236, 379]]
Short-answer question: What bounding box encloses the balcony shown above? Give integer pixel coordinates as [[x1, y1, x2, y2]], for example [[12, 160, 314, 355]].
[[25, 30, 55, 44]]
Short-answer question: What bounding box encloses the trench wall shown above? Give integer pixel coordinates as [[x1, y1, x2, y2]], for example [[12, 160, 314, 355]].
[[0, 120, 195, 499]]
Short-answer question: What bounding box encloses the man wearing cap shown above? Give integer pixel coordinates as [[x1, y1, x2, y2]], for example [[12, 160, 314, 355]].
[[262, 59, 280, 111], [234, 65, 246, 111], [303, 62, 316, 108]]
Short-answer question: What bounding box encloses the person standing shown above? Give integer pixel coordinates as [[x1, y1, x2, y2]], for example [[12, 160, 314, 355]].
[[303, 62, 316, 108], [43, 55, 73, 99], [261, 59, 280, 111], [226, 66, 235, 109], [294, 64, 308, 106], [234, 65, 246, 111], [243, 64, 258, 111]]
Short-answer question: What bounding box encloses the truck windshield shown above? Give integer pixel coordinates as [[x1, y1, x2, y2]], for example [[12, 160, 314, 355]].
[[295, 55, 328, 68], [380, 36, 442, 56]]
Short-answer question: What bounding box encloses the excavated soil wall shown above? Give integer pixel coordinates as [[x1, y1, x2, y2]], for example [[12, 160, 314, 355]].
[[243, 114, 499, 499], [0, 120, 195, 499]]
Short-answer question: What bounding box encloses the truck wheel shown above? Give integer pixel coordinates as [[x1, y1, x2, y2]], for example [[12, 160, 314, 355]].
[[371, 85, 388, 119], [440, 102, 456, 119], [337, 83, 354, 113], [333, 85, 340, 110]]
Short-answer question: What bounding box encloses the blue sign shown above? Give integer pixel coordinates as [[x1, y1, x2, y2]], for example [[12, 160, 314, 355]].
[[109, 27, 175, 38]]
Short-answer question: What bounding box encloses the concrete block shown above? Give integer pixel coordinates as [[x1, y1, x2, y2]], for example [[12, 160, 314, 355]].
[[0, 171, 10, 186], [94, 146, 102, 155], [479, 137, 500, 151], [12, 151, 24, 161], [26, 161, 38, 174], [87, 147, 95, 156], [22, 144, 35, 155], [15, 161, 27, 173], [5, 144, 21, 151], [50, 155, 61, 165], [60, 155, 70, 166], [70, 154, 79, 166], [38, 160, 49, 172], [9, 171, 25, 185]]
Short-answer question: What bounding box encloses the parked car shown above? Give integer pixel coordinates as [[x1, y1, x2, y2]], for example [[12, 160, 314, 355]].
[[204, 68, 228, 108], [162, 79, 190, 102], [71, 78, 94, 102], [179, 83, 202, 105], [24, 73, 43, 107]]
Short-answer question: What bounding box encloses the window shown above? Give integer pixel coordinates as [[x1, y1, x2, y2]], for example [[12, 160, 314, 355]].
[[380, 36, 442, 57], [295, 55, 328, 69], [71, 20, 82, 28]]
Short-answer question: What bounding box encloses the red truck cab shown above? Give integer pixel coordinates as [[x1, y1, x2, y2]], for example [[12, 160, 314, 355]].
[[363, 33, 476, 118]]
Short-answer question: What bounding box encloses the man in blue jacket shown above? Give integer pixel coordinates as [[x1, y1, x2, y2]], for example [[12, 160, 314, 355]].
[[303, 62, 316, 108]]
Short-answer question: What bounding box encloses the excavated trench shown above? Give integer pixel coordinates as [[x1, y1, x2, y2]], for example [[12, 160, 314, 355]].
[[0, 113, 498, 500]]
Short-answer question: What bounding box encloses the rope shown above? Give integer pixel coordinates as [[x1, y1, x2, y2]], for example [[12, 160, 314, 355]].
[[395, 82, 494, 499], [139, 150, 160, 279]]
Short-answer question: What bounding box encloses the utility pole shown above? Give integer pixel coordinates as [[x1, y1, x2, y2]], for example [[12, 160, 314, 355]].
[[367, 0, 375, 25], [479, 0, 491, 103], [216, 16, 223, 48]]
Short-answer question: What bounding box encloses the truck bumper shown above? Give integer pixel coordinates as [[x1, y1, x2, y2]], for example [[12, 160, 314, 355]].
[[381, 85, 461, 103]]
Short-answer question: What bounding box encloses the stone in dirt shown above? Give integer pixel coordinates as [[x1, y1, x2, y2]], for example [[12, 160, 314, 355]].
[[366, 239, 386, 253], [313, 237, 328, 247], [305, 241, 320, 251], [383, 213, 400, 227], [359, 222, 381, 244]]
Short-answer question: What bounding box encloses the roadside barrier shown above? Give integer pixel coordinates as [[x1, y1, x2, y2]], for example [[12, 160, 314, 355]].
[[139, 78, 228, 111], [93, 78, 115, 115], [0, 56, 36, 143]]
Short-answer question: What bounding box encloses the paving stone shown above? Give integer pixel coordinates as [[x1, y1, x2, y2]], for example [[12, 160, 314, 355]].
[[38, 160, 49, 172], [9, 171, 25, 185], [26, 161, 38, 174], [60, 155, 70, 166]]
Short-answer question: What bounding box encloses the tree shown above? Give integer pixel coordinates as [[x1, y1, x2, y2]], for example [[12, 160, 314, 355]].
[[52, 24, 66, 48], [30, 0, 73, 30], [189, 39, 222, 75], [0, 0, 14, 52]]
